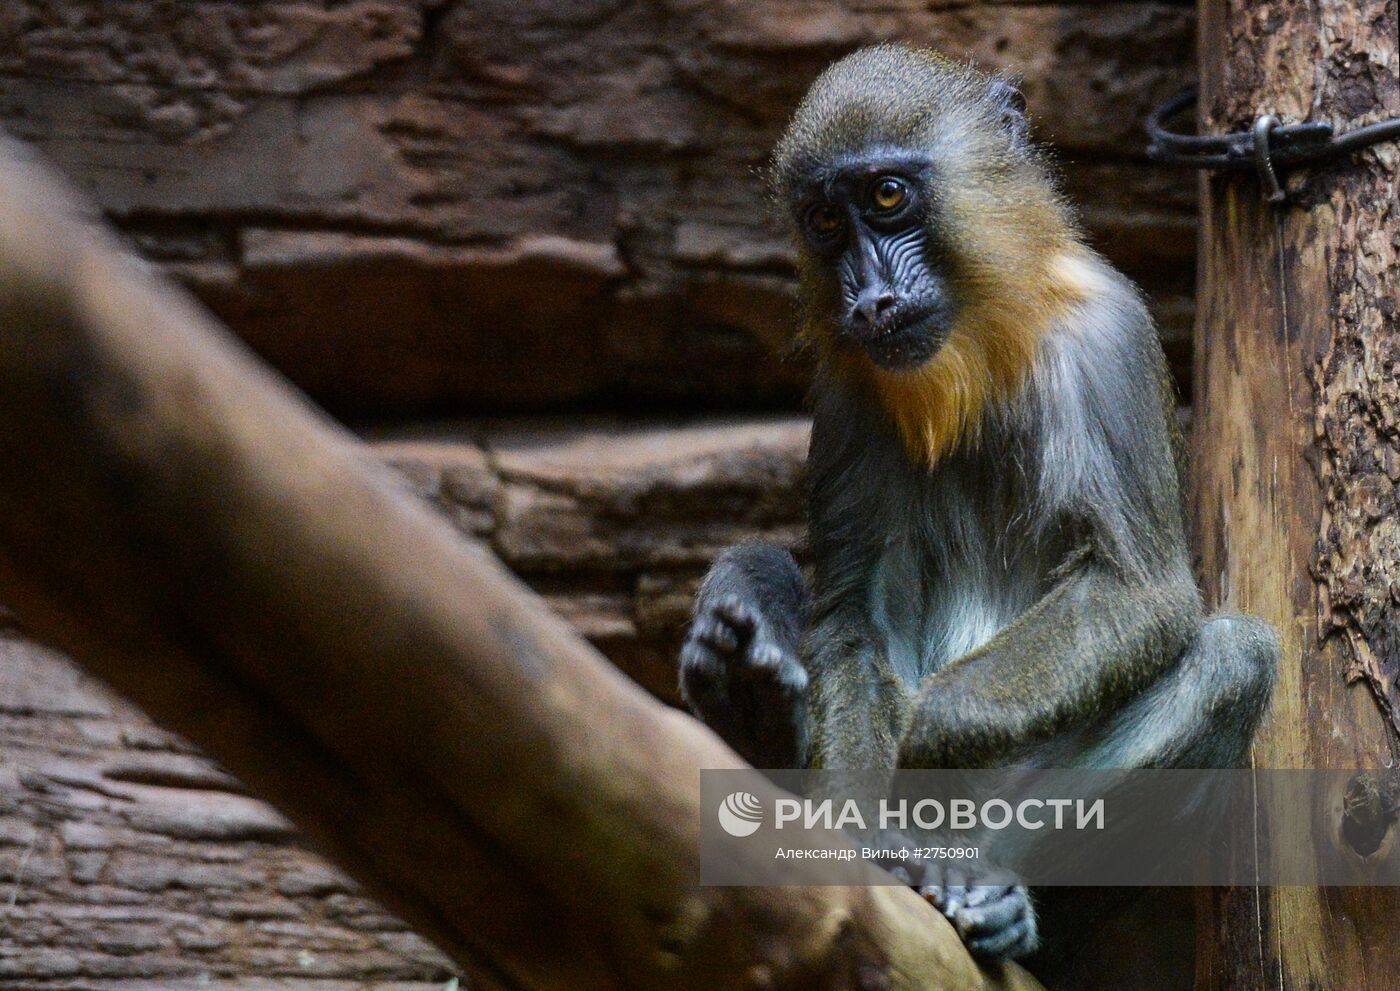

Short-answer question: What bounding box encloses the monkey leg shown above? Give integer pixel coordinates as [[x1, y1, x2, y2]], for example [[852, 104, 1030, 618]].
[[1019, 615, 1277, 896], [1077, 613, 1278, 770], [1023, 615, 1278, 983], [901, 617, 1272, 968], [679, 541, 811, 768]]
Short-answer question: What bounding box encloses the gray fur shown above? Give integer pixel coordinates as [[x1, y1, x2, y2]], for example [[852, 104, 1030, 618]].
[[679, 44, 1280, 974], [810, 258, 1188, 682]]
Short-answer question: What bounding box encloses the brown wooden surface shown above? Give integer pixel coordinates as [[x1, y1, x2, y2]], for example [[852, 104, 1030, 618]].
[[0, 638, 457, 990], [0, 135, 1046, 991], [0, 0, 1199, 419], [1191, 0, 1400, 986], [0, 418, 807, 990]]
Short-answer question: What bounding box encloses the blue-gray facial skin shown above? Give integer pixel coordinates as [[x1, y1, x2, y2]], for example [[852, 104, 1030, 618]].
[[792, 150, 955, 371]]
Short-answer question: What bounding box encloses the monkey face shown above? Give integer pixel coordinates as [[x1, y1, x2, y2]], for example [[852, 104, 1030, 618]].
[[773, 46, 1080, 462], [773, 46, 1071, 386], [790, 151, 954, 371]]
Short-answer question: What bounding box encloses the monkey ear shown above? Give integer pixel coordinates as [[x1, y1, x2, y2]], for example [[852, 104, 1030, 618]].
[[989, 78, 1030, 144]]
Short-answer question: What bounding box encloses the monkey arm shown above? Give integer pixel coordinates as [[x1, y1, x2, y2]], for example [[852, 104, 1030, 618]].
[[898, 557, 1202, 769], [803, 609, 912, 769]]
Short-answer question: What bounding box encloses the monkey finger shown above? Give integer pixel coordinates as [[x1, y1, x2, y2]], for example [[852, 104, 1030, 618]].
[[926, 878, 969, 917], [955, 890, 1025, 939], [776, 660, 809, 695], [955, 887, 1032, 944], [958, 882, 1014, 910], [964, 917, 1037, 962], [915, 860, 954, 906], [886, 864, 913, 886], [692, 613, 740, 653], [679, 639, 722, 679], [869, 830, 924, 886], [748, 644, 809, 696], [943, 887, 969, 918], [747, 641, 787, 672], [959, 897, 1037, 961], [713, 594, 759, 641], [678, 643, 726, 715], [939, 865, 970, 915]]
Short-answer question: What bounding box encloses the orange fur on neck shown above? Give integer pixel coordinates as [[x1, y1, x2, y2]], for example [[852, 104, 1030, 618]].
[[822, 244, 1097, 467]]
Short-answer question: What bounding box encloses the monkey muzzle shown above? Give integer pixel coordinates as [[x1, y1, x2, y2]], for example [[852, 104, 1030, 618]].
[[836, 222, 955, 372], [840, 287, 954, 372]]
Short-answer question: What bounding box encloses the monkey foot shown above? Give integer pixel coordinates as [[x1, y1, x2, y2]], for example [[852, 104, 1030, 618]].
[[920, 869, 1038, 963], [678, 593, 807, 767], [868, 833, 1037, 961], [680, 593, 807, 700]]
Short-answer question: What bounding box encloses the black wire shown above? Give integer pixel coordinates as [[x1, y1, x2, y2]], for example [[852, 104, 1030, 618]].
[[1145, 88, 1400, 172]]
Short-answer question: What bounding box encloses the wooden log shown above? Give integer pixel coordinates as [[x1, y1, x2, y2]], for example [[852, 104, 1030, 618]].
[[1192, 0, 1400, 986], [0, 135, 1043, 991], [0, 416, 805, 989]]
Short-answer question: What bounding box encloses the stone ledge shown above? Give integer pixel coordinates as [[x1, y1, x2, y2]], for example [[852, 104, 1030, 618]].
[[373, 415, 810, 701], [0, 0, 1198, 417]]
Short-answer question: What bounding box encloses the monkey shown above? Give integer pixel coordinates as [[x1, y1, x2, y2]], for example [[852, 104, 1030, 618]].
[[678, 45, 1278, 972]]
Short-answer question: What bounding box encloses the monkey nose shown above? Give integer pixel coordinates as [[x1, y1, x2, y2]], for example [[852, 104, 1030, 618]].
[[854, 289, 896, 326]]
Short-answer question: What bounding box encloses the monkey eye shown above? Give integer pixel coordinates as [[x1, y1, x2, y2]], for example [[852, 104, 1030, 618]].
[[871, 176, 908, 211], [805, 204, 845, 238]]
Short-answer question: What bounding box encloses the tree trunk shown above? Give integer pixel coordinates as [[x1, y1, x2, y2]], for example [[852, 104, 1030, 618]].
[[1192, 0, 1400, 987]]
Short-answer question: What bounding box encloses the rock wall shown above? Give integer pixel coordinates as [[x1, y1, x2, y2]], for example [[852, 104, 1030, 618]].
[[0, 637, 453, 991], [0, 0, 1197, 419], [377, 416, 808, 700]]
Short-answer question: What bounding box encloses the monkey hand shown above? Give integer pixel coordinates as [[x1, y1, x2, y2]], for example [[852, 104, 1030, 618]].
[[679, 593, 808, 768], [920, 855, 1038, 963]]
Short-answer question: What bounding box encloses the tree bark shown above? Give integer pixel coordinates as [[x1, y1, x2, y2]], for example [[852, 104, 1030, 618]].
[[0, 135, 1044, 991], [1192, 0, 1400, 986]]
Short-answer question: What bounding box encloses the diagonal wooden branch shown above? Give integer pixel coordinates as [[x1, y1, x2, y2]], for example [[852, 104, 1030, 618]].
[[0, 134, 1042, 991]]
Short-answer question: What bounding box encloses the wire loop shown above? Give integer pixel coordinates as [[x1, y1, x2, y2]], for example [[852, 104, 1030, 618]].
[[1251, 115, 1286, 203], [1146, 88, 1400, 202]]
